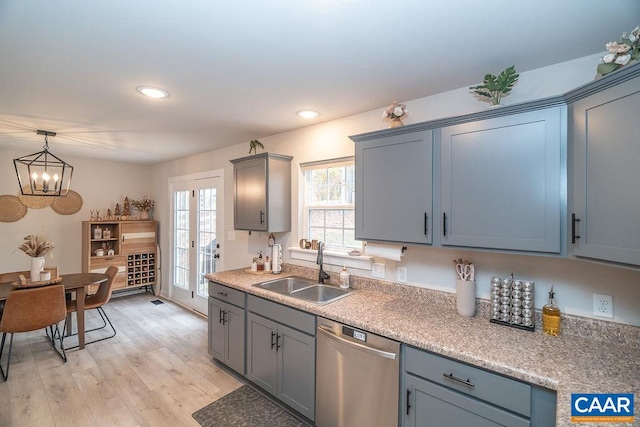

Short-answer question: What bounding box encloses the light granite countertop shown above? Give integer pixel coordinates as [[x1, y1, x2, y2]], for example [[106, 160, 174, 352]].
[[206, 267, 640, 427]]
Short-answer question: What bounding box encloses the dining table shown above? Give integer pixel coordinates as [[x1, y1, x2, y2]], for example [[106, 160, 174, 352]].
[[0, 272, 108, 350]]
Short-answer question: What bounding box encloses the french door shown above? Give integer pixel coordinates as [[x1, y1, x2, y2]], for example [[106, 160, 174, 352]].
[[170, 173, 223, 314]]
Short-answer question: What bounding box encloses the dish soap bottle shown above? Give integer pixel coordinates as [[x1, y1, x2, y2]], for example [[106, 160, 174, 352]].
[[339, 266, 350, 289], [542, 286, 561, 336]]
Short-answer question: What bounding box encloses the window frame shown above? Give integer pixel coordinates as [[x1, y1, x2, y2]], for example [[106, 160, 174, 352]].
[[300, 157, 359, 252]]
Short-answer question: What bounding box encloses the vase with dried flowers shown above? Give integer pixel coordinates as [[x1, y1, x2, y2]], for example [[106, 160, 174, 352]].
[[131, 196, 155, 220], [597, 26, 640, 77], [16, 235, 55, 282], [383, 101, 408, 128]]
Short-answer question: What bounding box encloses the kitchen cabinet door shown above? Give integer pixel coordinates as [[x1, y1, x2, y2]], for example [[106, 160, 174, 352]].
[[355, 130, 433, 244], [231, 152, 293, 232], [224, 303, 245, 374], [208, 298, 226, 362], [278, 323, 315, 420], [404, 374, 529, 427], [246, 312, 278, 396], [440, 107, 563, 253], [208, 297, 246, 375], [571, 76, 640, 266]]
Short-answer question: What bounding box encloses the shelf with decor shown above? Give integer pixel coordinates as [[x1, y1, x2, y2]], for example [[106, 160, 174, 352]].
[[82, 220, 158, 293]]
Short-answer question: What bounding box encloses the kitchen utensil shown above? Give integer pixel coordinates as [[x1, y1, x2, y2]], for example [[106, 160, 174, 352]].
[[456, 263, 472, 281]]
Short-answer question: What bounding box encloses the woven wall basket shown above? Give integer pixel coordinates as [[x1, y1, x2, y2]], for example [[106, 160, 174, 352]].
[[51, 190, 83, 215], [0, 195, 28, 222]]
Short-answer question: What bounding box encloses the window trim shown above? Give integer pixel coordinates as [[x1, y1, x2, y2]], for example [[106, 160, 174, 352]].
[[300, 157, 359, 251]]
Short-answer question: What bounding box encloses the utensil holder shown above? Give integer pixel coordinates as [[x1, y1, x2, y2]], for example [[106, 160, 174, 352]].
[[456, 279, 476, 317]]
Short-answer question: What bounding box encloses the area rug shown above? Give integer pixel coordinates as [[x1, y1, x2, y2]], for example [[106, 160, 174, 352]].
[[192, 385, 311, 427]]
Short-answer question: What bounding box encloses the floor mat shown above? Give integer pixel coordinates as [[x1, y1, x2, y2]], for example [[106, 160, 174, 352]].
[[192, 385, 310, 427]]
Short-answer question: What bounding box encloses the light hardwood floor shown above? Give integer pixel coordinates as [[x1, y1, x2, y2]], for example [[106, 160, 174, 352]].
[[0, 292, 243, 427]]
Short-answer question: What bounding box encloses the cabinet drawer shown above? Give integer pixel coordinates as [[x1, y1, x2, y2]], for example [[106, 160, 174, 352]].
[[405, 346, 531, 417], [247, 294, 315, 335], [89, 255, 126, 270], [209, 282, 245, 308]]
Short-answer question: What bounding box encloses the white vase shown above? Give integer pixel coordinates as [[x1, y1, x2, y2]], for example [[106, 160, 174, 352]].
[[30, 256, 45, 282]]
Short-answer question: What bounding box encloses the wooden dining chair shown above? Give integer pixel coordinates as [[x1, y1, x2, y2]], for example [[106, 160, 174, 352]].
[[65, 266, 118, 348], [0, 283, 67, 381]]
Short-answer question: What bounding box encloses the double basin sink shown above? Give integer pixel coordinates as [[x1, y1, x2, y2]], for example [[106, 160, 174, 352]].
[[252, 276, 354, 305]]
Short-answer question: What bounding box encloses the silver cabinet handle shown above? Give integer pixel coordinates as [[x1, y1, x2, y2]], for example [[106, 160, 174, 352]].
[[443, 372, 475, 388], [317, 325, 397, 360]]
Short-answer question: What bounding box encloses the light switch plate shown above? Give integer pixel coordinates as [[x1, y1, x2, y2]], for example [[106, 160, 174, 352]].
[[372, 263, 385, 279]]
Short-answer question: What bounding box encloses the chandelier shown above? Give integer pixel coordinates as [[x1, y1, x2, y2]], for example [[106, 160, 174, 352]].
[[13, 130, 74, 197]]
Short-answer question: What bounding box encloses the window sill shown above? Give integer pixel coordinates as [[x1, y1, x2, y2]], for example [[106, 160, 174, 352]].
[[288, 247, 372, 271]]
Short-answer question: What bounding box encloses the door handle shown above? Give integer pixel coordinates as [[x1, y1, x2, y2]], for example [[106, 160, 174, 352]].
[[276, 334, 282, 351], [571, 213, 581, 244], [271, 331, 276, 349], [218, 308, 224, 324], [259, 210, 265, 225], [221, 310, 227, 325], [406, 389, 412, 415], [443, 372, 475, 388], [317, 325, 398, 360], [442, 212, 448, 237], [423, 212, 428, 235]]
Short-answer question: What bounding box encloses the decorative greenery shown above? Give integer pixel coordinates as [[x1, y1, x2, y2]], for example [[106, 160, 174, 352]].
[[597, 26, 639, 76], [469, 65, 519, 106], [249, 139, 264, 154], [17, 235, 55, 258], [131, 196, 154, 212]]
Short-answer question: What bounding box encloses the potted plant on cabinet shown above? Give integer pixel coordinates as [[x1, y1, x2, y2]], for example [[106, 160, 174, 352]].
[[469, 65, 519, 106]]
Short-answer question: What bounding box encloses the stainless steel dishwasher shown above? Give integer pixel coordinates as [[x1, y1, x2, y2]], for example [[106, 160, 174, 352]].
[[316, 317, 400, 427]]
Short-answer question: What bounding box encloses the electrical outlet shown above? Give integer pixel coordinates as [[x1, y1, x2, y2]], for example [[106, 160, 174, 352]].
[[593, 293, 613, 318], [397, 267, 408, 283], [372, 263, 385, 279]]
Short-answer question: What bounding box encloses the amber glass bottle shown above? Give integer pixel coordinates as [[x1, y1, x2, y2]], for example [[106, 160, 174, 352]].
[[542, 286, 561, 336]]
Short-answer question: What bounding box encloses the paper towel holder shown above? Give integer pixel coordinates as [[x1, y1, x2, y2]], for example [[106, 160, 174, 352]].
[[364, 242, 408, 254]]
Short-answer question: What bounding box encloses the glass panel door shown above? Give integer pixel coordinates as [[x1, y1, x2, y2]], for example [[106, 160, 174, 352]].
[[170, 175, 223, 314]]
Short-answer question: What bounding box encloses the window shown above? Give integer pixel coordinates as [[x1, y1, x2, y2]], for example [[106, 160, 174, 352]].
[[302, 157, 358, 250]]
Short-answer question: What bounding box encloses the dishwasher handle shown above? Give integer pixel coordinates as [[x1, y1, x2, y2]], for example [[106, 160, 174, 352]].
[[317, 325, 398, 360]]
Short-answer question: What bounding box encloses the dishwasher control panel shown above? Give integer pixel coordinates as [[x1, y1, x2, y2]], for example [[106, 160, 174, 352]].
[[343, 325, 367, 342]]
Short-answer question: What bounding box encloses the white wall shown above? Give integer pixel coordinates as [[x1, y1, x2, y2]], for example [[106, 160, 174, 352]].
[[0, 150, 152, 275], [147, 53, 637, 327]]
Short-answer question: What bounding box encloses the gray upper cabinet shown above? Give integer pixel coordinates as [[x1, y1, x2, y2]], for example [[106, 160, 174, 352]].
[[353, 130, 433, 244], [231, 152, 293, 232], [440, 107, 564, 253], [571, 75, 640, 266]]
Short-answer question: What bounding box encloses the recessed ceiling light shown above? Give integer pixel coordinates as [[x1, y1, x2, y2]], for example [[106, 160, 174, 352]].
[[136, 86, 170, 99], [297, 110, 320, 119]]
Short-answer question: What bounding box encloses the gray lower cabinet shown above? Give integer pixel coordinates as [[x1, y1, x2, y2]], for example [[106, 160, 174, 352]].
[[207, 283, 246, 375], [571, 75, 640, 266], [353, 129, 433, 244], [402, 346, 556, 427], [440, 107, 564, 253], [246, 295, 316, 421]]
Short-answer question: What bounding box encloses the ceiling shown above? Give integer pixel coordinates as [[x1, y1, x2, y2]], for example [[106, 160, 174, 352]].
[[1, 1, 638, 165]]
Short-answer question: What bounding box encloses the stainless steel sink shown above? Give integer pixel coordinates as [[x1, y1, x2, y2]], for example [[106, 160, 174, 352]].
[[253, 276, 355, 305], [290, 285, 352, 305], [255, 277, 316, 294]]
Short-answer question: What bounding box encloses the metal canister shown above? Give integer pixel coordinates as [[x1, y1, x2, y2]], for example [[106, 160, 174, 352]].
[[511, 289, 522, 299], [523, 281, 534, 291], [512, 280, 523, 291]]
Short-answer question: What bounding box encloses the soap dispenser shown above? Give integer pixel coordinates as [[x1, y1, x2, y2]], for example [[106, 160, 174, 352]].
[[542, 286, 561, 336], [339, 266, 350, 289]]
